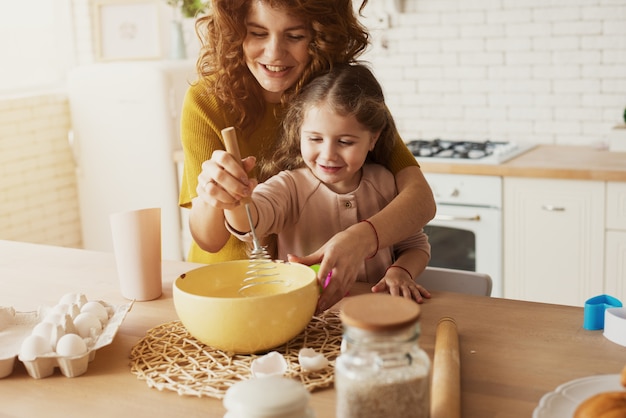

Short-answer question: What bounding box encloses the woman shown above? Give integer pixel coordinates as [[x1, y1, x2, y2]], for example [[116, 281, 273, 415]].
[[179, 0, 435, 311]]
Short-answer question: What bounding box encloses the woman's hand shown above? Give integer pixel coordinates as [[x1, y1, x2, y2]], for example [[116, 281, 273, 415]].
[[195, 150, 256, 209], [371, 268, 431, 303], [189, 150, 256, 253]]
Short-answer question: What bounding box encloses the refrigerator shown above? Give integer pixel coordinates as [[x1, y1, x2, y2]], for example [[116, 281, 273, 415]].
[[68, 60, 197, 261]]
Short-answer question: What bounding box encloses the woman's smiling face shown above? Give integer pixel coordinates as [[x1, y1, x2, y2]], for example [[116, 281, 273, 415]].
[[243, 1, 313, 103]]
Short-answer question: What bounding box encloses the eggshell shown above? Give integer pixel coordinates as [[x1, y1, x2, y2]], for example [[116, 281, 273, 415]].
[[250, 351, 288, 378], [56, 334, 87, 357], [80, 301, 108, 324], [20, 335, 53, 361], [298, 347, 329, 371], [73, 312, 102, 338]]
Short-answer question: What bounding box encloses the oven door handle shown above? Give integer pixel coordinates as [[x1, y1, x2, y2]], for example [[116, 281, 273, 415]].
[[433, 214, 481, 222]]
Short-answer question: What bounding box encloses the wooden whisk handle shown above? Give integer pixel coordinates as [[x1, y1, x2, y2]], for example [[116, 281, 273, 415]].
[[221, 127, 251, 204], [222, 127, 243, 165]]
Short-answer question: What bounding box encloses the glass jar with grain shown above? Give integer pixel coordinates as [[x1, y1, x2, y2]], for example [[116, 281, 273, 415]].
[[335, 293, 431, 418]]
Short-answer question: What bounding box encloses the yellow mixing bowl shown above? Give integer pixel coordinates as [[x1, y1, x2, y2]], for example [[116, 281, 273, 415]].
[[173, 260, 319, 354]]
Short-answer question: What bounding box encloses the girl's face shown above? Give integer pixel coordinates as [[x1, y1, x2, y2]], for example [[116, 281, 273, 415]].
[[300, 104, 379, 194], [243, 1, 312, 103]]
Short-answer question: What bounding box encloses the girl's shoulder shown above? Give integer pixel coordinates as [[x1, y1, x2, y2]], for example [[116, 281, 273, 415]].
[[361, 164, 397, 198], [362, 163, 394, 180]]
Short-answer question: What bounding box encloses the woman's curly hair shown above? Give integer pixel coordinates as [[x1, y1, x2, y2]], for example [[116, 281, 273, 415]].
[[195, 0, 370, 131]]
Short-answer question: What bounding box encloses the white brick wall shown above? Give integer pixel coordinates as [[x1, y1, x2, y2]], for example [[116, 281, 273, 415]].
[[363, 0, 626, 145], [0, 93, 81, 247]]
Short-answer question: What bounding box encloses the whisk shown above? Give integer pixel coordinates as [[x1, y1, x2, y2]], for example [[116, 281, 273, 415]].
[[221, 127, 281, 294]]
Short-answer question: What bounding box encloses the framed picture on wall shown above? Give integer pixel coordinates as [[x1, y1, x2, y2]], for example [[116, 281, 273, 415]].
[[93, 0, 161, 61]]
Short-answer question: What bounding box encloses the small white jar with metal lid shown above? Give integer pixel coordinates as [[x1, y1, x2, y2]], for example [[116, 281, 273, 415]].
[[335, 293, 431, 418], [223, 375, 315, 418]]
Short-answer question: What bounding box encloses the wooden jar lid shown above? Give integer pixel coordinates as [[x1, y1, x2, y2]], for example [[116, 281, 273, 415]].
[[339, 293, 421, 332]]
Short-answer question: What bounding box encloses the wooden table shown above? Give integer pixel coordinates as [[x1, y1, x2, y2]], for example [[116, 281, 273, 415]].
[[1, 240, 624, 417]]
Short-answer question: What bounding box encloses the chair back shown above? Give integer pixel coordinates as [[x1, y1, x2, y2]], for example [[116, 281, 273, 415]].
[[416, 266, 492, 297]]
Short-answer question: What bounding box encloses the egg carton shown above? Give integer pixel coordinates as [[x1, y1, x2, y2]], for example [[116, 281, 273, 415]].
[[0, 298, 132, 379]]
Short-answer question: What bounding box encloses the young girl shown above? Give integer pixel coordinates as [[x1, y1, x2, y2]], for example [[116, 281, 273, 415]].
[[224, 64, 431, 306]]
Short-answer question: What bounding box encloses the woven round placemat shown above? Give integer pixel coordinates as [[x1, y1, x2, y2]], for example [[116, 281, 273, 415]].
[[129, 310, 343, 399]]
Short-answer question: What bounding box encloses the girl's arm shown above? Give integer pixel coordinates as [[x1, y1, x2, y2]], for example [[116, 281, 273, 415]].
[[371, 227, 432, 303], [223, 199, 258, 235]]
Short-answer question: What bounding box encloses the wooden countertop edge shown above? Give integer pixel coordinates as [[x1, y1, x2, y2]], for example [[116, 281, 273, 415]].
[[419, 144, 626, 182]]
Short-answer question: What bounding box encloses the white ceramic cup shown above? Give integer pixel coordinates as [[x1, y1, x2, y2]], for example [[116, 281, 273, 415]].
[[110, 207, 162, 301]]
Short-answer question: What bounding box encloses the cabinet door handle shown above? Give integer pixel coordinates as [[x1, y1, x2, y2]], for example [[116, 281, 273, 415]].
[[541, 205, 565, 212], [434, 214, 481, 222]]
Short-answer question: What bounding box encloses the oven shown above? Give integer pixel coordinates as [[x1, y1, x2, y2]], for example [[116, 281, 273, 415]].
[[408, 139, 536, 298], [422, 173, 503, 297]]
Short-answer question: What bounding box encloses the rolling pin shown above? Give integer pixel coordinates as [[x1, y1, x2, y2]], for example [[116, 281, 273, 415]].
[[431, 317, 461, 418]]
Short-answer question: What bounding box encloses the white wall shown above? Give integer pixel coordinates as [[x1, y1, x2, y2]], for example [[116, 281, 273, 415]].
[[362, 0, 626, 146]]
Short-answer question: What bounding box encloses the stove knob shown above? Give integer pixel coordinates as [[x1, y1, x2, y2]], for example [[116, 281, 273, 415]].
[[467, 149, 486, 159]]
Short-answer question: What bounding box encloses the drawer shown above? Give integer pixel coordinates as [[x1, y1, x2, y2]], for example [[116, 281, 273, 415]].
[[607, 182, 626, 230]]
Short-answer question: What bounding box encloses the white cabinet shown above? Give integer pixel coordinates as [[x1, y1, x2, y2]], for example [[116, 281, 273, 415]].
[[503, 178, 605, 306], [605, 182, 626, 303]]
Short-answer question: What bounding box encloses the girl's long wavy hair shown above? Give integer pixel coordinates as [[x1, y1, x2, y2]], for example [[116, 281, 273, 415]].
[[258, 63, 398, 181], [195, 0, 370, 133]]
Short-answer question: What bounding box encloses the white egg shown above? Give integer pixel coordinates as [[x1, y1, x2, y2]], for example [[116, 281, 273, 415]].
[[80, 301, 108, 324], [32, 321, 65, 348], [56, 333, 87, 357], [20, 335, 53, 361], [43, 312, 64, 326], [73, 312, 102, 338], [52, 303, 70, 316], [298, 347, 329, 372]]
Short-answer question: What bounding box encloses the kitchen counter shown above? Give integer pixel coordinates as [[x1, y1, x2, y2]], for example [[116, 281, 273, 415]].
[[1, 240, 624, 417], [419, 144, 626, 181]]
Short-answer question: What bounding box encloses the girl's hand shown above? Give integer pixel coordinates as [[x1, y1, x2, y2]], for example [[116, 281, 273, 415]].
[[195, 150, 256, 209], [288, 228, 369, 313], [371, 268, 431, 303]]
